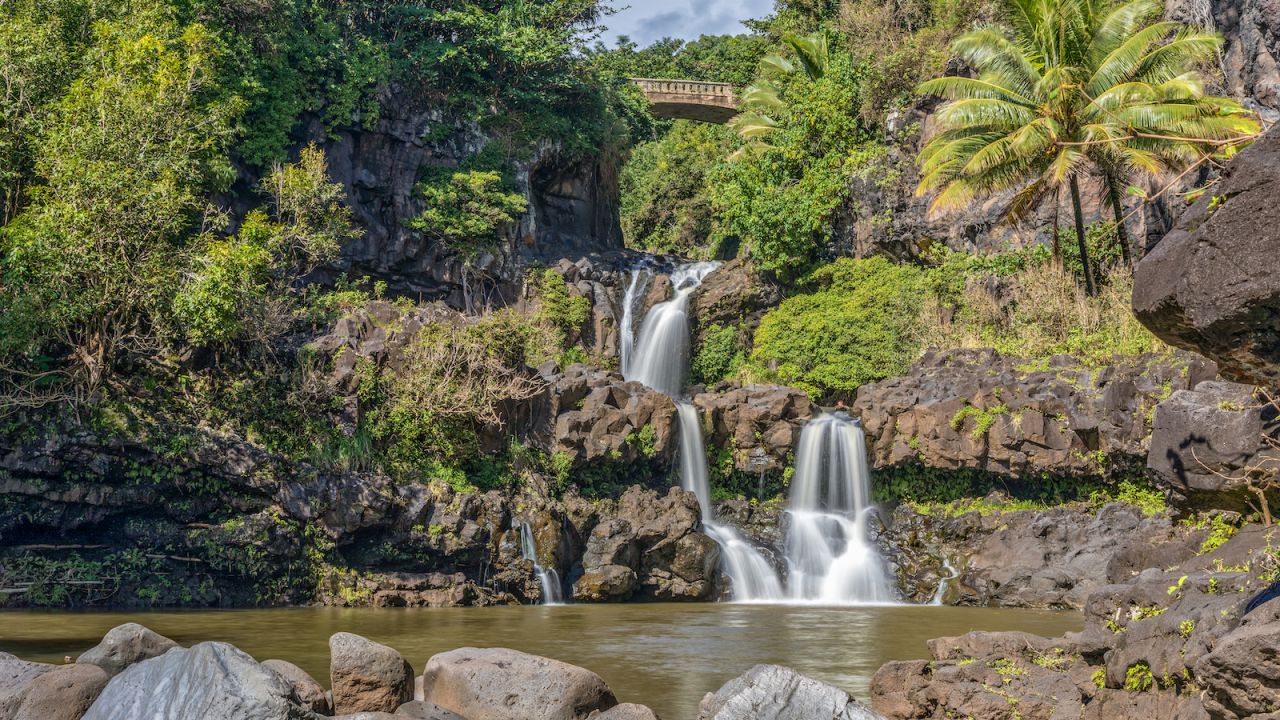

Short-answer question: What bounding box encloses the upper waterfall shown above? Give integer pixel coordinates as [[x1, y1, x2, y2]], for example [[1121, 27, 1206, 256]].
[[626, 262, 718, 398]]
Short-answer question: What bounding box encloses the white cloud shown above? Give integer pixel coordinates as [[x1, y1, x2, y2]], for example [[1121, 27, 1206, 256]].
[[603, 0, 774, 46]]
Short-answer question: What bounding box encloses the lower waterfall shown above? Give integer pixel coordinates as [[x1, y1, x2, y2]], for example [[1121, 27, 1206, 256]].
[[520, 522, 563, 605], [786, 413, 895, 603]]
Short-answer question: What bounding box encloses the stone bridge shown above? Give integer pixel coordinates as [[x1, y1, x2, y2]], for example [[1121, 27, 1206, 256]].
[[630, 78, 739, 123]]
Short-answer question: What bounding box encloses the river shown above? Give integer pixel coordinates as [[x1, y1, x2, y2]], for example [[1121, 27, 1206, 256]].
[[0, 604, 1080, 718]]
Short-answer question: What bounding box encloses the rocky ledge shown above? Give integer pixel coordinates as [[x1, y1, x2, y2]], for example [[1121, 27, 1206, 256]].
[[872, 521, 1280, 720], [0, 623, 882, 720]]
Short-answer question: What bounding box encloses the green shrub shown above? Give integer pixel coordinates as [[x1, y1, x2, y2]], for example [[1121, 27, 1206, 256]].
[[692, 324, 747, 385], [748, 257, 927, 400]]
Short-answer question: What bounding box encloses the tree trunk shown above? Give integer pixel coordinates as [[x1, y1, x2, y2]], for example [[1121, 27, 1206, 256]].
[[1051, 188, 1061, 263], [1105, 173, 1133, 268], [1069, 175, 1096, 296]]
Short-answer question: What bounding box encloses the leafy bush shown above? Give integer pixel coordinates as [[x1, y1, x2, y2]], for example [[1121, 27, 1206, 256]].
[[409, 171, 527, 259], [692, 324, 747, 385], [748, 257, 927, 399]]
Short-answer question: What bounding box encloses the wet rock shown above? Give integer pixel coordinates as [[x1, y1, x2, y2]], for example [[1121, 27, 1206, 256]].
[[422, 647, 617, 720], [82, 642, 313, 720], [691, 384, 817, 476], [76, 623, 180, 677], [1147, 381, 1279, 511], [1133, 123, 1280, 386], [395, 700, 468, 719], [697, 664, 882, 720], [0, 653, 54, 717], [263, 659, 330, 714], [588, 703, 661, 720], [574, 487, 720, 601], [887, 502, 1197, 608], [12, 663, 109, 720], [330, 632, 414, 714], [855, 349, 1215, 479], [689, 258, 783, 340]]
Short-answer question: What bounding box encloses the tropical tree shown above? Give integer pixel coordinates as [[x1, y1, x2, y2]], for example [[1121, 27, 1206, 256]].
[[729, 31, 830, 148], [915, 0, 1259, 293]]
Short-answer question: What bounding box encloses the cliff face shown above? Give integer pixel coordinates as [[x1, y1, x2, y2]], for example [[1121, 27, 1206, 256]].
[[1167, 0, 1280, 121], [310, 94, 623, 304]]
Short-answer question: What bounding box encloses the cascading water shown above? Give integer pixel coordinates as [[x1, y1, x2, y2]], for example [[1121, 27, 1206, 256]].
[[619, 265, 652, 378], [624, 261, 784, 602], [785, 413, 895, 603], [519, 522, 563, 605]]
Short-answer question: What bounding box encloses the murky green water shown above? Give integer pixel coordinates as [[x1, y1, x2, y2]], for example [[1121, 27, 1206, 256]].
[[0, 604, 1079, 718]]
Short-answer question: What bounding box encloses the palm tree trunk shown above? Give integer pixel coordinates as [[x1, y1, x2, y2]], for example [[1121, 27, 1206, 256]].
[[1105, 174, 1133, 268], [1052, 188, 1061, 263], [1069, 175, 1096, 296]]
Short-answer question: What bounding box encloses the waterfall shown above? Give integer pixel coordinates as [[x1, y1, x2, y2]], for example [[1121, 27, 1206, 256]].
[[624, 261, 783, 602], [785, 413, 895, 604], [619, 266, 652, 378], [519, 522, 563, 605], [626, 262, 717, 397]]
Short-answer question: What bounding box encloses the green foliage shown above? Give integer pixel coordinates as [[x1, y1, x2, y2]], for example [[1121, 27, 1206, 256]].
[[531, 269, 591, 339], [748, 257, 927, 399], [1195, 514, 1239, 555], [1124, 663, 1154, 692], [950, 403, 1009, 438], [589, 33, 772, 88], [171, 236, 273, 346], [1091, 479, 1167, 517], [409, 171, 527, 259], [692, 324, 748, 385], [1092, 668, 1107, 689], [620, 122, 738, 256]]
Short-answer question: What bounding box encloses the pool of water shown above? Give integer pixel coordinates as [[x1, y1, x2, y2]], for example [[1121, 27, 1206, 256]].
[[0, 604, 1080, 718]]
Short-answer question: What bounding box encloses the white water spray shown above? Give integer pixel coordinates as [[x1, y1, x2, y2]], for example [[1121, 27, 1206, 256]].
[[624, 262, 783, 602], [619, 266, 652, 378], [519, 522, 563, 605], [785, 413, 895, 603]]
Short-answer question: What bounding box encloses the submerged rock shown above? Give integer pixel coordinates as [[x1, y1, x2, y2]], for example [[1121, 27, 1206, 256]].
[[588, 703, 661, 720], [422, 647, 617, 720], [76, 622, 180, 677], [1133, 123, 1280, 387], [697, 664, 883, 720], [83, 642, 314, 720], [330, 632, 414, 714], [12, 663, 109, 720]]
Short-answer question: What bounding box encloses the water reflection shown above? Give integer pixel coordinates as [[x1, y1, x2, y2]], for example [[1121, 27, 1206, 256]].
[[0, 604, 1079, 719]]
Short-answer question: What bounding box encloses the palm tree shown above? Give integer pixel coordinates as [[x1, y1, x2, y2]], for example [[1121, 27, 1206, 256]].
[[916, 0, 1258, 293], [729, 31, 829, 149]]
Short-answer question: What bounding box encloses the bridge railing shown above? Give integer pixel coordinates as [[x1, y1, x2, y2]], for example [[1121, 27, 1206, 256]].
[[629, 78, 736, 99]]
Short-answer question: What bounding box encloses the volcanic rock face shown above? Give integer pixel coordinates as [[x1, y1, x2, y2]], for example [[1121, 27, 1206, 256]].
[[574, 486, 722, 602], [312, 101, 621, 302], [887, 502, 1204, 608], [854, 349, 1216, 478], [691, 383, 818, 476], [1133, 124, 1280, 387], [1147, 381, 1280, 511], [872, 525, 1280, 720], [1165, 0, 1280, 119]]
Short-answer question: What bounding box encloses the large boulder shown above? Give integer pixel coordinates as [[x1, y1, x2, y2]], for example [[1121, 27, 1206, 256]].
[[588, 704, 661, 720], [0, 653, 54, 717], [422, 647, 617, 720], [1133, 124, 1280, 387], [330, 632, 414, 714], [697, 664, 883, 720], [263, 659, 330, 715], [1147, 381, 1279, 510], [76, 622, 180, 677], [12, 663, 109, 720], [691, 384, 817, 476], [689, 258, 783, 341], [82, 642, 314, 720], [394, 700, 467, 719]]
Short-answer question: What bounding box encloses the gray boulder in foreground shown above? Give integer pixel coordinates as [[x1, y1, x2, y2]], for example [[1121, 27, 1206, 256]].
[[698, 665, 883, 720], [0, 652, 54, 717], [77, 622, 179, 677], [330, 632, 414, 714], [422, 647, 617, 720], [82, 642, 315, 720]]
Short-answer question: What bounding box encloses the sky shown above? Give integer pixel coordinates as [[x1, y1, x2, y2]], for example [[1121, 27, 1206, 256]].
[[601, 0, 775, 47]]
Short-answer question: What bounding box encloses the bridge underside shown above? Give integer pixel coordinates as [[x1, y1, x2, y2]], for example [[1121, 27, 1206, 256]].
[[647, 96, 739, 124]]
